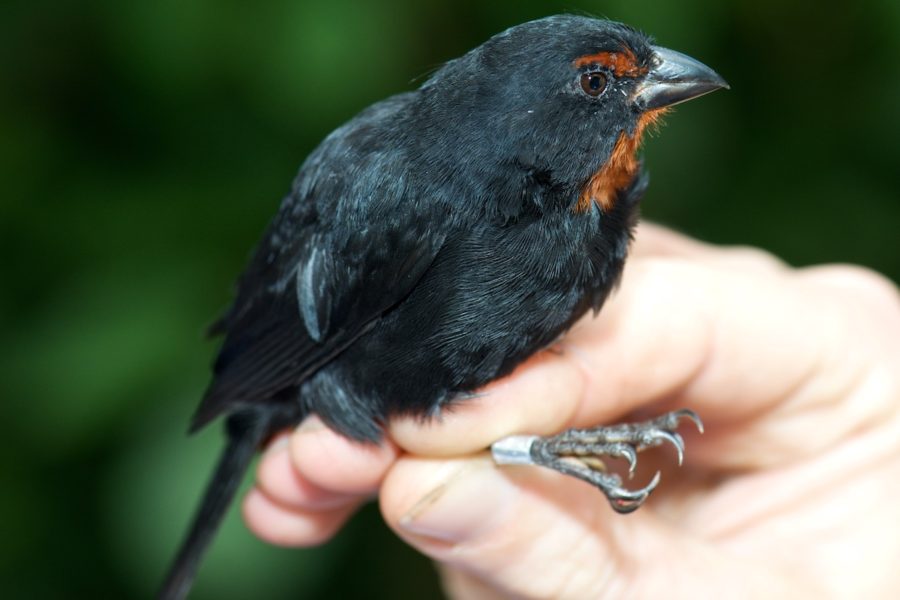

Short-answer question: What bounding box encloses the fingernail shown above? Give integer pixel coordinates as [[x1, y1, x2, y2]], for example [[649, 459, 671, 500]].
[[266, 434, 291, 452], [398, 457, 518, 543], [296, 416, 327, 434]]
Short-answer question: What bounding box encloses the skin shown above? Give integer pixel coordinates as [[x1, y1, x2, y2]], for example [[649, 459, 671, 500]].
[[242, 222, 900, 599]]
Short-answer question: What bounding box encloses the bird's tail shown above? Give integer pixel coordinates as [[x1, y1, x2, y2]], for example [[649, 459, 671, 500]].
[[157, 409, 271, 600]]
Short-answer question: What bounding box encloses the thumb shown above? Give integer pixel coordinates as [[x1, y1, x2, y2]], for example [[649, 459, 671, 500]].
[[379, 455, 806, 599]]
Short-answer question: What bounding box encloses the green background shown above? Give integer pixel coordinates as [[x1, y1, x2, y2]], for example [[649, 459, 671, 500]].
[[2, 0, 898, 598]]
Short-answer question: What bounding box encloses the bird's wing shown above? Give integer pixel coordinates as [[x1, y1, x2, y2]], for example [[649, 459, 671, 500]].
[[190, 193, 447, 433]]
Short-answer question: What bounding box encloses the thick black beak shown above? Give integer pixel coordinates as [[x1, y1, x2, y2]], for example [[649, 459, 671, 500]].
[[633, 46, 729, 111]]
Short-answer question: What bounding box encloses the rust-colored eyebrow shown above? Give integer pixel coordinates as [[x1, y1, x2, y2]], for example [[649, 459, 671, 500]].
[[573, 48, 648, 77]]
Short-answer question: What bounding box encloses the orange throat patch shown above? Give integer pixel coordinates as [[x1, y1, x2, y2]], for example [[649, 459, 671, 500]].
[[576, 108, 669, 213]]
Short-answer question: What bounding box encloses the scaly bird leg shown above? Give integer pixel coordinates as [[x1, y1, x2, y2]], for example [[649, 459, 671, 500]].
[[491, 409, 703, 513]]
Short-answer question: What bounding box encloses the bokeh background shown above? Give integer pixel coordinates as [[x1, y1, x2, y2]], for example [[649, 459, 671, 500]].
[[2, 0, 898, 598]]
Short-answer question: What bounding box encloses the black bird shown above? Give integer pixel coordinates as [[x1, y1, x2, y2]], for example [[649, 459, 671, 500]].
[[159, 15, 727, 600]]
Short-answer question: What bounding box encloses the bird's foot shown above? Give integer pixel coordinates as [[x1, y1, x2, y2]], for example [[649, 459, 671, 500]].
[[491, 409, 703, 513]]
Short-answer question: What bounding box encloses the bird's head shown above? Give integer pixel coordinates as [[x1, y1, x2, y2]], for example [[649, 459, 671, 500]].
[[418, 15, 728, 214]]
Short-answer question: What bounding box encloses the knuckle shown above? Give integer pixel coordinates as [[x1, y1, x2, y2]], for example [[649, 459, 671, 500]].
[[810, 264, 900, 308], [721, 244, 785, 269]]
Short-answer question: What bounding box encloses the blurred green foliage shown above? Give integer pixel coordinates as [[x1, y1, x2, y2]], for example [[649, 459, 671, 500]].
[[1, 0, 898, 598]]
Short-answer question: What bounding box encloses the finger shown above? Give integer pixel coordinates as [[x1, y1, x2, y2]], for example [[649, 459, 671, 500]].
[[439, 567, 506, 600], [563, 255, 788, 425], [247, 415, 399, 546], [630, 222, 715, 258], [242, 487, 359, 547], [799, 263, 900, 313], [380, 455, 806, 599], [632, 223, 788, 274], [381, 455, 632, 599], [289, 416, 399, 495], [391, 350, 585, 456], [256, 433, 358, 510], [564, 256, 890, 469]]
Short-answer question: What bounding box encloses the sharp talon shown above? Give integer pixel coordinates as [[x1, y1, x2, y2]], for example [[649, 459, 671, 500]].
[[611, 498, 644, 514], [607, 486, 649, 503], [643, 470, 661, 495], [620, 444, 638, 477], [607, 470, 661, 513], [655, 430, 685, 465], [674, 409, 704, 434], [611, 470, 660, 501]]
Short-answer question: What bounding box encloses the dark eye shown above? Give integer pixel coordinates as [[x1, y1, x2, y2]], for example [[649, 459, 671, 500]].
[[580, 71, 608, 97]]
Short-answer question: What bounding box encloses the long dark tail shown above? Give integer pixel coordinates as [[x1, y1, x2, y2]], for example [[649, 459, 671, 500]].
[[158, 410, 271, 600]]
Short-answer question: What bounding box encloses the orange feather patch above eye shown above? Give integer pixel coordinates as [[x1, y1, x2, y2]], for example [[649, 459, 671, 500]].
[[575, 108, 669, 214], [573, 48, 648, 78]]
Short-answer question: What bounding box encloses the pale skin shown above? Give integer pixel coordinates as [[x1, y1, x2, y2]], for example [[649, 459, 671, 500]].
[[242, 223, 900, 599]]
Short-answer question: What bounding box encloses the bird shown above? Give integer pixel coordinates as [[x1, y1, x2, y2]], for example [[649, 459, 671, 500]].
[[158, 14, 727, 600]]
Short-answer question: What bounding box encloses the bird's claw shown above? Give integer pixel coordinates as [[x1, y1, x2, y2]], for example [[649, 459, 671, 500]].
[[492, 409, 702, 513], [654, 430, 685, 465], [607, 471, 661, 514]]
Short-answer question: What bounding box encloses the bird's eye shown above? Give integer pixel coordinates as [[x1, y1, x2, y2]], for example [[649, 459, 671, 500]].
[[580, 71, 608, 97]]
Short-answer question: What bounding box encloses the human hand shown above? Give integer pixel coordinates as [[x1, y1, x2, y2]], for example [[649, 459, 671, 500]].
[[242, 223, 900, 598]]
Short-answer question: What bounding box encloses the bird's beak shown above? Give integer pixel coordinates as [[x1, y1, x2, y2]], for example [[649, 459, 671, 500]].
[[633, 46, 729, 111]]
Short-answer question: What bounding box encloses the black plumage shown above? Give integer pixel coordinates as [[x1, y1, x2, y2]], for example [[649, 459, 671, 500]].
[[160, 15, 726, 599]]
